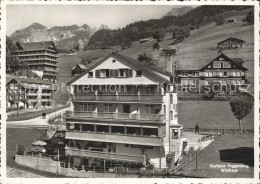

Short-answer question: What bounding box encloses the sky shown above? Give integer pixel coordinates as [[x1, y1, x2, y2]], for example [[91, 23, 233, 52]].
[[6, 5, 186, 36]]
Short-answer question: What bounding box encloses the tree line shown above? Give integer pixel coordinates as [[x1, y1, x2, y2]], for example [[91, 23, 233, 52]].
[[87, 5, 251, 49]]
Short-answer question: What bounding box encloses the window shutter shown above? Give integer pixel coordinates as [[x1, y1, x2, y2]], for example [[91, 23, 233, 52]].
[[95, 70, 100, 78], [114, 70, 119, 77], [109, 70, 114, 77], [128, 69, 133, 77]]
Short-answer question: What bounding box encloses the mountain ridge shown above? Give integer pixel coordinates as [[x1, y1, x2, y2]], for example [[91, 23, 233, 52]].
[[10, 23, 99, 52]]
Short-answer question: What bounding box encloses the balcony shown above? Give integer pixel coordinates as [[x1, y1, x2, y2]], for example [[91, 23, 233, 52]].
[[65, 111, 165, 122], [72, 94, 164, 103], [65, 147, 146, 163], [44, 68, 59, 73], [27, 92, 38, 96], [66, 131, 164, 146], [19, 57, 57, 62], [15, 52, 59, 58]]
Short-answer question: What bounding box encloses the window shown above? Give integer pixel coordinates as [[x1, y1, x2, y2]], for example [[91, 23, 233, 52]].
[[223, 62, 231, 68], [145, 105, 155, 114], [119, 69, 127, 77], [181, 72, 188, 76], [213, 72, 217, 76], [136, 70, 142, 76], [233, 72, 237, 77], [205, 72, 209, 77], [213, 62, 221, 68], [104, 104, 114, 112], [170, 111, 173, 120], [224, 72, 228, 76], [172, 129, 178, 139], [100, 69, 109, 78], [208, 72, 213, 77], [192, 72, 199, 76], [112, 59, 116, 63], [146, 86, 155, 94], [85, 103, 95, 111], [236, 72, 241, 76], [88, 72, 93, 78]]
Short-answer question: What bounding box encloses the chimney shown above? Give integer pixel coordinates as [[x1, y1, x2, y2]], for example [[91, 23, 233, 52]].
[[218, 49, 222, 55]]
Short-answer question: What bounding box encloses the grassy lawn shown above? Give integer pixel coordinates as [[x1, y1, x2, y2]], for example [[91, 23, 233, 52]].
[[178, 134, 254, 178], [178, 100, 254, 130]]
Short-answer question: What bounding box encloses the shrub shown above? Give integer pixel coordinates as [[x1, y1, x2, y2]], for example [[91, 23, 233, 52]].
[[214, 15, 225, 25]]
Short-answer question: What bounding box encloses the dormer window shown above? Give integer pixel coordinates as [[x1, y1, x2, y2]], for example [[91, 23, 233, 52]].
[[136, 70, 142, 77]]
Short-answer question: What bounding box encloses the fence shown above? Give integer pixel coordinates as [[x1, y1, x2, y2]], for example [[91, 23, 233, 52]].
[[7, 104, 70, 121], [15, 152, 170, 177], [184, 128, 254, 134]]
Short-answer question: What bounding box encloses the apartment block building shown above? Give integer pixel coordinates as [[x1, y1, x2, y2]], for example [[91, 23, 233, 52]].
[[6, 76, 55, 109], [14, 41, 59, 82], [65, 52, 185, 169]]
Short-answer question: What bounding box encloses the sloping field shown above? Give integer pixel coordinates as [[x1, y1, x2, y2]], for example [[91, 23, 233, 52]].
[[178, 100, 254, 130], [120, 8, 254, 93], [174, 11, 254, 91]]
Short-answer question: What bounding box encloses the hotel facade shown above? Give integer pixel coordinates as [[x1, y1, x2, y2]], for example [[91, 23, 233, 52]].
[[65, 52, 186, 169], [14, 41, 59, 82], [6, 76, 55, 109]]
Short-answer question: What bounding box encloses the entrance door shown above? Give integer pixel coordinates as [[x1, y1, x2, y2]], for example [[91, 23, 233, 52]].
[[123, 104, 130, 113]]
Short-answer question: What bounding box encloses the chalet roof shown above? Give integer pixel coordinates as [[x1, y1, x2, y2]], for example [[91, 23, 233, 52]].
[[230, 58, 244, 65], [218, 37, 246, 45], [72, 64, 87, 70], [6, 76, 52, 85], [68, 52, 172, 85], [177, 53, 247, 71], [200, 53, 248, 71], [16, 41, 57, 52]]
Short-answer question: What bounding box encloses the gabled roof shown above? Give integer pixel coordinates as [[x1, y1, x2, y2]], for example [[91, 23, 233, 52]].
[[16, 41, 57, 52], [200, 53, 248, 71], [230, 58, 244, 65], [218, 37, 246, 44], [68, 52, 172, 85], [72, 64, 87, 70]]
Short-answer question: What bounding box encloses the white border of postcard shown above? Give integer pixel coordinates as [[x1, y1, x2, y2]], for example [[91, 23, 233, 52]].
[[0, 0, 259, 183]]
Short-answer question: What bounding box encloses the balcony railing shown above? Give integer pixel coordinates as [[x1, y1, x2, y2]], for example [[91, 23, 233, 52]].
[[66, 147, 146, 163], [72, 94, 164, 103], [66, 111, 165, 121], [66, 131, 164, 146]]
